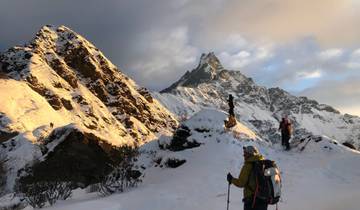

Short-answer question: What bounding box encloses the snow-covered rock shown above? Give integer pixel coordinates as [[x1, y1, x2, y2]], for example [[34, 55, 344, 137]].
[[0, 25, 178, 192]]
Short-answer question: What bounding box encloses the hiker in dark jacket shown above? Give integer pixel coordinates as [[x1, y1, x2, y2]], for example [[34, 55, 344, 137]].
[[279, 117, 292, 150], [228, 94, 235, 117], [227, 146, 268, 210]]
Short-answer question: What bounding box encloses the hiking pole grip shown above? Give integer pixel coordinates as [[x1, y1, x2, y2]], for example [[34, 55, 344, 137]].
[[227, 183, 230, 210]]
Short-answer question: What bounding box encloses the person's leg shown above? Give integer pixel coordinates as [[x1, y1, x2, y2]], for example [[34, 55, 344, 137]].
[[285, 135, 290, 150], [255, 203, 268, 210], [229, 107, 234, 117], [243, 198, 253, 210], [244, 201, 252, 210], [254, 199, 268, 210]]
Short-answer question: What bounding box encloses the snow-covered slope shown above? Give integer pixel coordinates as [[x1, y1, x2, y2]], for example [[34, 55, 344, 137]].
[[156, 52, 360, 148], [0, 25, 178, 145], [36, 109, 360, 210], [0, 25, 178, 192]]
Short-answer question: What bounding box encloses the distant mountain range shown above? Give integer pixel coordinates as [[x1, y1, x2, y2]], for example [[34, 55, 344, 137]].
[[155, 52, 360, 147]]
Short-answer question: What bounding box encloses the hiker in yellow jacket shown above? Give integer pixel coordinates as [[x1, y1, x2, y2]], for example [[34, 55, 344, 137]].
[[227, 145, 268, 210]]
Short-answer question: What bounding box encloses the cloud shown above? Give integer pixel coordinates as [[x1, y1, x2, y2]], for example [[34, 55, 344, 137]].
[[208, 0, 360, 47], [1, 0, 360, 115], [296, 70, 323, 79], [299, 76, 360, 116], [215, 35, 274, 71], [341, 106, 360, 117], [318, 49, 344, 60], [125, 26, 198, 90], [352, 48, 360, 57], [346, 62, 360, 69]]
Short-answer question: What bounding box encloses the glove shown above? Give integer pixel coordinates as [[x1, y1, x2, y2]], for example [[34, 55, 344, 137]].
[[227, 173, 233, 184]]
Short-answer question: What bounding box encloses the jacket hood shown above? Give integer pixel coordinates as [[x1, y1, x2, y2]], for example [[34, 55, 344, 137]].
[[245, 154, 264, 163]]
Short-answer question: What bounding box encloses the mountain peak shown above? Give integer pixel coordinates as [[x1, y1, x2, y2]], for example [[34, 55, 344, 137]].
[[0, 24, 178, 144], [34, 25, 79, 41], [198, 52, 223, 70], [161, 52, 225, 93], [30, 25, 94, 54]]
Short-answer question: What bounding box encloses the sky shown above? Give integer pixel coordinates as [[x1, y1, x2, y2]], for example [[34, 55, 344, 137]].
[[1, 0, 360, 116]]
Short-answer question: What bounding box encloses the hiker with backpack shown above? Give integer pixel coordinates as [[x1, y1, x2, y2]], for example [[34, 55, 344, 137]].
[[279, 117, 292, 150], [224, 94, 237, 128], [227, 145, 281, 210]]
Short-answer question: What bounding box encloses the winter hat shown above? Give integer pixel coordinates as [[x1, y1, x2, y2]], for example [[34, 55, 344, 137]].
[[243, 145, 259, 156]]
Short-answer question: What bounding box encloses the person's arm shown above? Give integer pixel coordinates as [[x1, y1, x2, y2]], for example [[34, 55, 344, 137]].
[[231, 163, 251, 188]]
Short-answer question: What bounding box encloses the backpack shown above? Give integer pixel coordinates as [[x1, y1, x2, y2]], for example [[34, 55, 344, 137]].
[[251, 160, 282, 205], [286, 122, 292, 136], [280, 120, 292, 135]]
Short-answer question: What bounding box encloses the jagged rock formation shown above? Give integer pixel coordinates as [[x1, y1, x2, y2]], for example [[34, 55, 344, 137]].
[[0, 25, 178, 192], [156, 52, 360, 148], [161, 52, 224, 92]]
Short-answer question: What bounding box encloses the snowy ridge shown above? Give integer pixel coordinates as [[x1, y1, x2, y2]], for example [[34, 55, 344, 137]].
[[34, 109, 360, 210], [156, 53, 360, 148]]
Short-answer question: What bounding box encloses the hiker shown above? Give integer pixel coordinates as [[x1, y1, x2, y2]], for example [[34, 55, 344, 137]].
[[227, 146, 268, 210], [228, 94, 235, 117], [279, 117, 292, 150], [224, 94, 236, 128]]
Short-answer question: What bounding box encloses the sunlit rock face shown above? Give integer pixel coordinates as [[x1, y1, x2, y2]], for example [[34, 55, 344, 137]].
[[157, 52, 360, 148], [0, 25, 178, 144], [0, 25, 178, 192]]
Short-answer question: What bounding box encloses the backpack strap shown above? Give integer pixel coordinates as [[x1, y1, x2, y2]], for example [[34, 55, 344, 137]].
[[251, 160, 263, 208]]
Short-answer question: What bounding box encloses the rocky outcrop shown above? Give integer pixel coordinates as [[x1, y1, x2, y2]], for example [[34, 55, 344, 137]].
[[160, 125, 201, 151], [0, 130, 19, 143], [26, 127, 123, 187]]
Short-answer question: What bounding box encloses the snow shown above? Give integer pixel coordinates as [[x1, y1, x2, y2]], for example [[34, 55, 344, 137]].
[[1, 132, 43, 192], [36, 109, 360, 210], [154, 52, 360, 148], [183, 109, 258, 140], [0, 79, 68, 133], [0, 25, 180, 195], [0, 73, 132, 146], [155, 75, 360, 146], [1, 28, 359, 210]]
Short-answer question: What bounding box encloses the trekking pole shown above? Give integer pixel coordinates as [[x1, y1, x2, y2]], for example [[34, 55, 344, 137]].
[[226, 183, 230, 210]]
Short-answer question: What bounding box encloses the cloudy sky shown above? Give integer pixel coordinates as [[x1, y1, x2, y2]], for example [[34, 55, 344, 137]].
[[1, 0, 360, 116]]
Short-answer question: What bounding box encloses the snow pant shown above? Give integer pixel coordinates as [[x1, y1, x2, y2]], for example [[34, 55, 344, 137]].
[[243, 198, 268, 210], [281, 132, 290, 150]]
